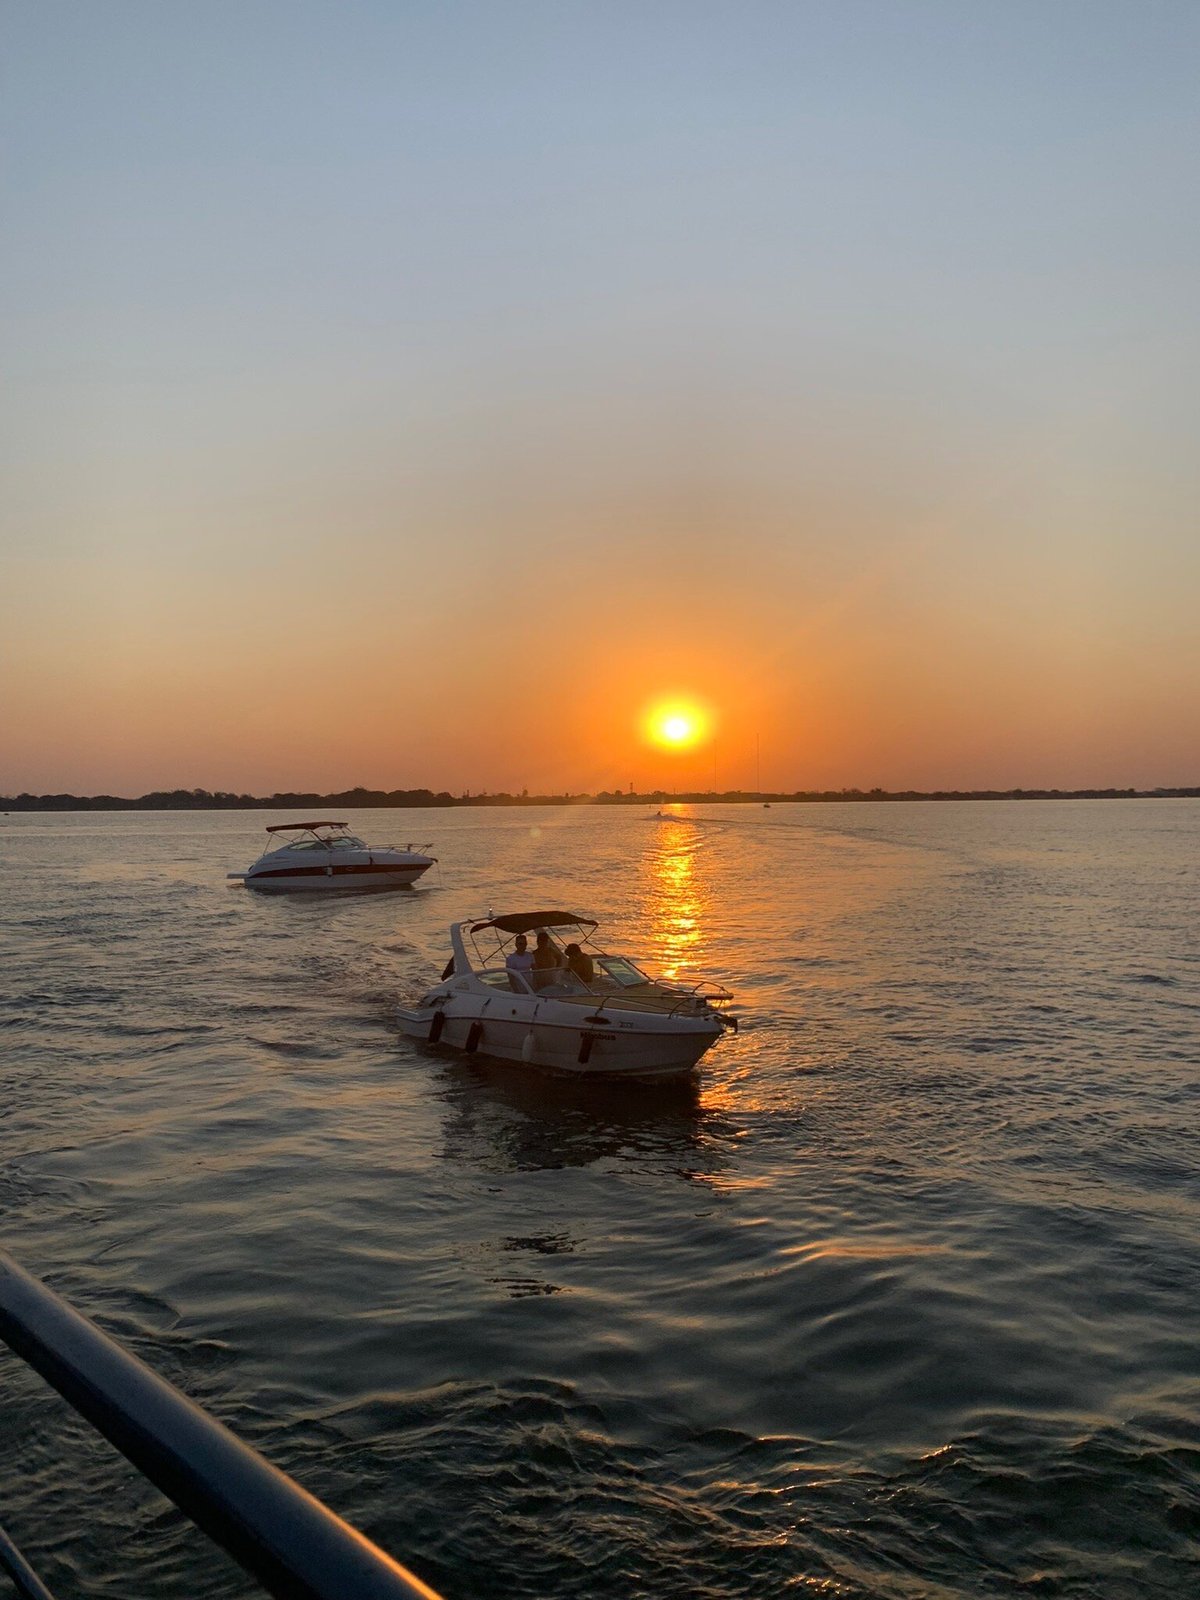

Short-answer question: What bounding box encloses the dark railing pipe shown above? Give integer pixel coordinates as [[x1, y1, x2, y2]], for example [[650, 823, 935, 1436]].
[[0, 1252, 443, 1600], [0, 1522, 60, 1600]]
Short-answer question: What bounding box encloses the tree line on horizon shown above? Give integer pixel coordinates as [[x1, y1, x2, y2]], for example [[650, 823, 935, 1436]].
[[2, 784, 1198, 812]]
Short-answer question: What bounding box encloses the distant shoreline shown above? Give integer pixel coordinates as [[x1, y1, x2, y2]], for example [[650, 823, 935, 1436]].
[[3, 785, 1197, 812]]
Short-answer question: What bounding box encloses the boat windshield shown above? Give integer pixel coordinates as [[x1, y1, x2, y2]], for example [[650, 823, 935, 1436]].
[[476, 966, 592, 997], [516, 969, 591, 996], [477, 968, 515, 991], [270, 832, 366, 852], [596, 955, 649, 988]]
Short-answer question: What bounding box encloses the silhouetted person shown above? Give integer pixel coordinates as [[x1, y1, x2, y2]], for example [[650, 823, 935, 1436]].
[[564, 942, 594, 983], [530, 929, 563, 987]]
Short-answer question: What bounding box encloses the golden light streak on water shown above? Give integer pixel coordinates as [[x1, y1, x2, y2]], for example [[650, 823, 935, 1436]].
[[647, 826, 704, 981]]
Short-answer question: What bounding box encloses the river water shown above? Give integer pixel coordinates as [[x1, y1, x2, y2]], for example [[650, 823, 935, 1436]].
[[1, 802, 1197, 1598]]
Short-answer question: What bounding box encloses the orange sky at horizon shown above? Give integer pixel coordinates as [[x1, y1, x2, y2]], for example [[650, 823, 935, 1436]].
[[6, 493, 1196, 796], [4, 373, 1197, 795], [3, 7, 1198, 797]]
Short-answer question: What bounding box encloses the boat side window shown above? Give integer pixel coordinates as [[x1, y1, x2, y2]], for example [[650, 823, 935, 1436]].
[[597, 955, 647, 988], [328, 834, 365, 848]]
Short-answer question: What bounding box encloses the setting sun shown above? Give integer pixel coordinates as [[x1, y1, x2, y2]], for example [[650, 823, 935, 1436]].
[[644, 700, 712, 751]]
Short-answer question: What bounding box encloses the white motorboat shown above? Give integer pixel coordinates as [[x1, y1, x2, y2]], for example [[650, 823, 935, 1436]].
[[228, 821, 436, 891], [397, 911, 737, 1079]]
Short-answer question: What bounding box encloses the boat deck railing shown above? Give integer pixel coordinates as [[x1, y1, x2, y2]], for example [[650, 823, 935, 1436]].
[[0, 1250, 444, 1600]]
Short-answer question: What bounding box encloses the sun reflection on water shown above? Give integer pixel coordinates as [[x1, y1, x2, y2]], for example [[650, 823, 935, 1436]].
[[648, 827, 705, 981]]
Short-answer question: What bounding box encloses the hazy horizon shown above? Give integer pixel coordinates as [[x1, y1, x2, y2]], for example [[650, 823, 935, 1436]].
[[4, 3, 1198, 795], [3, 777, 1197, 804]]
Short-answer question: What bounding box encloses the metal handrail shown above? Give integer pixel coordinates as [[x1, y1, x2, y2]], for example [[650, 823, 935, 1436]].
[[0, 1251, 444, 1600], [0, 1521, 58, 1600]]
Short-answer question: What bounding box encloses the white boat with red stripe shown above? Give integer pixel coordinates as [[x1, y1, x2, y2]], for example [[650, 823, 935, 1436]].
[[228, 821, 436, 892], [397, 911, 737, 1080]]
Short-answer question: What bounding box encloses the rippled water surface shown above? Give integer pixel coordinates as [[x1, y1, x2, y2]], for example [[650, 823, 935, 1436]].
[[2, 802, 1198, 1598]]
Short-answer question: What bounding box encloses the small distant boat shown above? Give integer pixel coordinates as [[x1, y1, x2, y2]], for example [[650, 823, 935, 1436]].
[[228, 821, 435, 892], [397, 911, 737, 1079]]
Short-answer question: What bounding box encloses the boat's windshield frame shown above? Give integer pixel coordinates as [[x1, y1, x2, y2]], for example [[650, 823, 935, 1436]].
[[262, 827, 367, 854], [474, 964, 593, 997]]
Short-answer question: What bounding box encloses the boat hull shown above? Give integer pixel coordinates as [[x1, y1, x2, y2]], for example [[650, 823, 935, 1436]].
[[396, 1002, 722, 1079], [232, 846, 434, 891], [241, 862, 430, 892]]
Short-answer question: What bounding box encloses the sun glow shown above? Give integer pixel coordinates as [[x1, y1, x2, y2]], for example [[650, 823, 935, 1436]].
[[644, 699, 711, 750]]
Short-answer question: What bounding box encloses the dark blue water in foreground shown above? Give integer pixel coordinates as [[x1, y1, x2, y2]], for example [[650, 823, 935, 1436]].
[[2, 801, 1198, 1598]]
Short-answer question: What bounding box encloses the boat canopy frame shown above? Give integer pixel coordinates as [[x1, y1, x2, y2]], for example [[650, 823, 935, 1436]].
[[469, 911, 598, 936], [454, 912, 598, 974], [265, 821, 348, 834]]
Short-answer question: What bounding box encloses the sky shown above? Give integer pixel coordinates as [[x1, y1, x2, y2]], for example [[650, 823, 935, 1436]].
[[2, 1, 1198, 795]]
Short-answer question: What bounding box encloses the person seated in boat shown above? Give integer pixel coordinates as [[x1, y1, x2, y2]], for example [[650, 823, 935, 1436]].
[[505, 934, 535, 990], [529, 928, 564, 988], [563, 942, 594, 983]]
